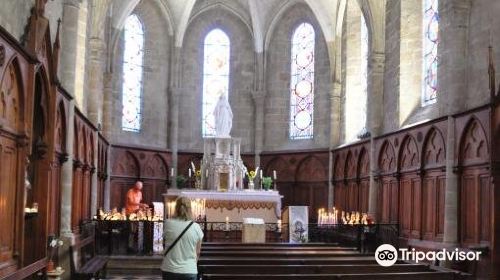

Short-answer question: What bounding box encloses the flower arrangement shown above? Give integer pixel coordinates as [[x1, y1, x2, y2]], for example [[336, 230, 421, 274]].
[[246, 167, 259, 181], [47, 236, 64, 271]]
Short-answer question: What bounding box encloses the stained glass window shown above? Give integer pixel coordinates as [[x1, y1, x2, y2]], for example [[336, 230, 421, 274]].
[[121, 14, 144, 132], [202, 29, 230, 137], [422, 0, 439, 105], [360, 15, 368, 131], [290, 23, 315, 140]]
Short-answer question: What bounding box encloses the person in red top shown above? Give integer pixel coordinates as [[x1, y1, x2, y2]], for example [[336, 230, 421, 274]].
[[125, 181, 148, 215]]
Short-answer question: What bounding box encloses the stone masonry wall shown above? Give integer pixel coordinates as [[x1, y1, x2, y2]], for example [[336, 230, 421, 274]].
[[264, 3, 331, 151], [178, 7, 255, 152], [109, 0, 171, 149]]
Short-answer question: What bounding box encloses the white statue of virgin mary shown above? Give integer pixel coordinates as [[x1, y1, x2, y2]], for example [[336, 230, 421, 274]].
[[213, 94, 233, 137]]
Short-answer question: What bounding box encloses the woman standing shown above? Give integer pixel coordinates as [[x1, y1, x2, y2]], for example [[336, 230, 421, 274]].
[[162, 197, 204, 280]]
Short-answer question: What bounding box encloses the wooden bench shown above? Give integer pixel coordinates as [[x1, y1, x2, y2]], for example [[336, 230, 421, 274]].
[[70, 234, 108, 280], [202, 271, 457, 280], [200, 250, 366, 258], [201, 246, 354, 251], [198, 256, 384, 266], [2, 258, 47, 280], [199, 264, 432, 274]]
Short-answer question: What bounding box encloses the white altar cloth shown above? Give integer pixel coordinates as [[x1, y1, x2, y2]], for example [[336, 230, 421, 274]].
[[164, 189, 283, 223]]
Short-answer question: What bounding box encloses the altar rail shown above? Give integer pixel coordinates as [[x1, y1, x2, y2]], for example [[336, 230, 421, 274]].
[[94, 220, 398, 256]]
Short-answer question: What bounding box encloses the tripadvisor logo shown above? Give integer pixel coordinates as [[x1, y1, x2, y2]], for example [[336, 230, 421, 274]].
[[374, 244, 482, 267]]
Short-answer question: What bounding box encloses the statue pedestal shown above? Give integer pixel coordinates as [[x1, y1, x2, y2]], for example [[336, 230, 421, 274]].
[[202, 137, 246, 191]]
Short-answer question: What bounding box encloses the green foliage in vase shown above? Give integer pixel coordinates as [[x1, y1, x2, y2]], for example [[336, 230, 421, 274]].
[[176, 175, 188, 189], [262, 177, 273, 190]]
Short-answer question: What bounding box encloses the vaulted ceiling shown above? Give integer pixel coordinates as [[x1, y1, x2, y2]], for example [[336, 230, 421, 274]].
[[98, 0, 386, 61], [107, 0, 341, 50]]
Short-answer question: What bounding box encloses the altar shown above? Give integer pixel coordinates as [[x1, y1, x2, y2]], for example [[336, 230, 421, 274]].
[[164, 189, 282, 223]]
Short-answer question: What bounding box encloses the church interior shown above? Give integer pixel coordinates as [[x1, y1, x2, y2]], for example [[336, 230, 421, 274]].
[[1, 0, 500, 279]]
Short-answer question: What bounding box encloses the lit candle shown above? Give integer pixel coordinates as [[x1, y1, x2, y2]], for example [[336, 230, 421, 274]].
[[189, 168, 192, 178], [170, 168, 174, 177], [260, 170, 263, 179], [225, 216, 230, 231], [273, 170, 277, 180], [277, 219, 282, 232]]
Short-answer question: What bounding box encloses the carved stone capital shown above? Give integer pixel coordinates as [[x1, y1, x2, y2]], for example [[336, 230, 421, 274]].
[[73, 159, 83, 168], [369, 52, 385, 74], [58, 152, 69, 164], [35, 140, 48, 159], [88, 38, 105, 61], [16, 135, 30, 148]]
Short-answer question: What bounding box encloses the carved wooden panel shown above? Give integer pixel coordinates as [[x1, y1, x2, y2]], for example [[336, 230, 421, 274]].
[[345, 152, 356, 179], [0, 62, 20, 132], [358, 148, 370, 178], [422, 172, 445, 241], [399, 136, 419, 171], [54, 101, 66, 154], [261, 150, 329, 216], [333, 154, 344, 180], [264, 157, 292, 182], [114, 151, 140, 178], [72, 111, 97, 231], [296, 156, 327, 182], [458, 117, 491, 246], [460, 118, 489, 165], [460, 169, 491, 246], [0, 138, 19, 270], [379, 141, 396, 173], [423, 128, 445, 168], [110, 146, 171, 210]]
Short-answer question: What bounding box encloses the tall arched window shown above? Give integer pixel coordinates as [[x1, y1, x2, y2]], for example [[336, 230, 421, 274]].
[[121, 14, 144, 132], [422, 0, 439, 105], [290, 23, 315, 140], [202, 29, 230, 137]]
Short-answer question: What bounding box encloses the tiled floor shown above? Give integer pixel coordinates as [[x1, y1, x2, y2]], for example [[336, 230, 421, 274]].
[[106, 276, 161, 280]]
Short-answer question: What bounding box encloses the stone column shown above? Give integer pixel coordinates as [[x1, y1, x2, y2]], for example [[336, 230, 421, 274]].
[[252, 91, 265, 169], [59, 0, 81, 93], [90, 136, 98, 217], [443, 116, 458, 244], [367, 52, 385, 217], [104, 145, 111, 210], [60, 102, 75, 237], [59, 101, 75, 280], [438, 0, 470, 116], [102, 72, 113, 139], [440, 0, 470, 245], [86, 38, 106, 126], [329, 81, 342, 208], [169, 87, 181, 188]]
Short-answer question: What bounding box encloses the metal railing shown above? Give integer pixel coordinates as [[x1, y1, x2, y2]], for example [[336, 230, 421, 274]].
[[93, 220, 399, 255]]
